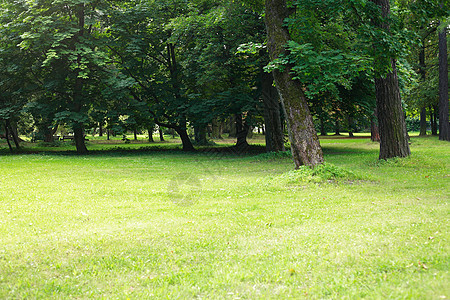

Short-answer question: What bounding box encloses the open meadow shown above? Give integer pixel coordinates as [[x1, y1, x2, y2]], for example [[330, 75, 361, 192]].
[[0, 135, 448, 299]]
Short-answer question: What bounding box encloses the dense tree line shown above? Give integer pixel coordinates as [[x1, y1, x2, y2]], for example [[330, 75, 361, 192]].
[[0, 0, 448, 166]]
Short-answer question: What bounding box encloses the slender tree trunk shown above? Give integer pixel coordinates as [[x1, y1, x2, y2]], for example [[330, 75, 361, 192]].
[[265, 0, 323, 167], [72, 3, 88, 154], [262, 70, 285, 152], [107, 129, 110, 140], [431, 106, 438, 135], [438, 23, 450, 141], [159, 128, 165, 141], [370, 0, 410, 159], [4, 122, 13, 152], [133, 128, 138, 141], [419, 43, 427, 136], [348, 115, 354, 137], [6, 120, 20, 149], [99, 122, 103, 137]]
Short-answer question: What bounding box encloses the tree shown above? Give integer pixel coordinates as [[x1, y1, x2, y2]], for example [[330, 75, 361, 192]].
[[368, 0, 410, 159], [438, 19, 449, 141], [264, 0, 323, 167]]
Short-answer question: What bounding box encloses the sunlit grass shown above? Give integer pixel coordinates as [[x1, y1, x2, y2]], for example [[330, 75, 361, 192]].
[[0, 136, 448, 298]]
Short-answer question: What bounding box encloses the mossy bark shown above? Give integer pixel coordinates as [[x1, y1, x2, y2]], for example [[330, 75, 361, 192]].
[[265, 0, 323, 167]]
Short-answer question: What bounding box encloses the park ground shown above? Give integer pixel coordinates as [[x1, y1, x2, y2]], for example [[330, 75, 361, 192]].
[[0, 134, 448, 299]]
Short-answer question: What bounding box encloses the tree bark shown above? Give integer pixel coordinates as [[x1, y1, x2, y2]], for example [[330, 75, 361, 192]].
[[265, 0, 323, 167], [371, 109, 380, 142], [72, 3, 88, 154], [419, 43, 427, 136], [159, 128, 165, 141], [74, 127, 88, 154], [370, 0, 410, 159], [148, 127, 154, 142], [175, 126, 195, 151], [4, 122, 13, 152], [7, 120, 21, 149], [419, 107, 427, 136], [235, 113, 250, 150], [438, 23, 450, 141], [431, 106, 438, 135], [262, 70, 285, 152]]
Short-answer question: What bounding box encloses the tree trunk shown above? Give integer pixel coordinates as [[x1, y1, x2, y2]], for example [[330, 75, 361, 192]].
[[4, 122, 13, 152], [148, 127, 154, 142], [6, 120, 21, 149], [334, 119, 341, 135], [262, 70, 285, 152], [371, 109, 380, 142], [99, 122, 103, 137], [347, 115, 354, 137], [175, 126, 195, 151], [431, 106, 438, 135], [235, 113, 250, 151], [419, 107, 427, 136], [370, 0, 410, 159], [438, 22, 450, 141], [194, 125, 207, 145], [133, 128, 138, 140], [229, 115, 237, 138], [265, 0, 323, 167], [74, 127, 88, 154], [211, 118, 222, 139], [72, 3, 88, 154], [418, 43, 427, 137], [159, 128, 165, 141], [319, 116, 327, 136], [107, 129, 110, 140]]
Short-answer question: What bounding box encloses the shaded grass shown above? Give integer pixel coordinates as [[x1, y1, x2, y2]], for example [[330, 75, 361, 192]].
[[0, 136, 448, 299]]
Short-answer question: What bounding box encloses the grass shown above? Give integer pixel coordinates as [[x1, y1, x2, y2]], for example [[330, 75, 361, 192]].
[[0, 135, 448, 299]]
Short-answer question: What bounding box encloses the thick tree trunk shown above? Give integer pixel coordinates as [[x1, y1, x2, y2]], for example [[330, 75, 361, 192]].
[[235, 113, 250, 150], [74, 127, 88, 154], [370, 0, 410, 159], [265, 0, 323, 167], [438, 24, 450, 141], [175, 126, 195, 151], [262, 70, 285, 152], [374, 62, 410, 158], [419, 107, 427, 136]]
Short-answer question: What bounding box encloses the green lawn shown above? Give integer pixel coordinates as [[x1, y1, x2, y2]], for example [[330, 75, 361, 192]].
[[0, 136, 448, 299]]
